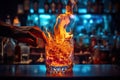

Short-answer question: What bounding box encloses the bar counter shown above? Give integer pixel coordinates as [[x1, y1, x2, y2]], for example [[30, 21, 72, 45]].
[[0, 64, 120, 80]]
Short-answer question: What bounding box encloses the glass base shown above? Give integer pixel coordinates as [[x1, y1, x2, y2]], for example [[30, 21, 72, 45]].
[[46, 64, 73, 76]]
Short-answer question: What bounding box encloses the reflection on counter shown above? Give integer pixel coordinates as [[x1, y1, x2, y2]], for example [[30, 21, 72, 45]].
[[0, 64, 120, 78]]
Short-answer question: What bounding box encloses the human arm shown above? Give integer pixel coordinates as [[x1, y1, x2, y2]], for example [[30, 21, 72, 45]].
[[0, 20, 47, 47]]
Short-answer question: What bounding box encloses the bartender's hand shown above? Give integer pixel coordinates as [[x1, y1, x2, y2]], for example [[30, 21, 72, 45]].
[[0, 20, 47, 47]]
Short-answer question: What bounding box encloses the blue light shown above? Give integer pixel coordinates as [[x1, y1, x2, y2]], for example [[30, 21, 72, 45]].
[[92, 0, 96, 2], [78, 33, 84, 37], [75, 26, 84, 33], [39, 14, 51, 19], [73, 65, 92, 76], [103, 15, 109, 31], [73, 65, 80, 72], [83, 37, 90, 44], [96, 18, 103, 23], [83, 0, 88, 5], [41, 20, 49, 26], [73, 15, 79, 21], [81, 66, 90, 73], [39, 65, 46, 72], [27, 15, 31, 20], [38, 65, 46, 76], [89, 19, 93, 23], [35, 17, 38, 21], [30, 9, 34, 13], [78, 8, 87, 13], [82, 14, 91, 19], [83, 19, 87, 24], [62, 9, 66, 13], [38, 9, 44, 13]]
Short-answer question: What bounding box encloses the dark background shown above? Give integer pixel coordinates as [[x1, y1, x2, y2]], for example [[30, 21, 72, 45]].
[[0, 0, 20, 20], [0, 0, 120, 32]]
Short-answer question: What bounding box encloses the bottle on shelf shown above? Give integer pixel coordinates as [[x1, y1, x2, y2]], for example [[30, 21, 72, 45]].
[[13, 16, 21, 26], [114, 2, 120, 13], [92, 1, 98, 13], [23, 0, 30, 14], [92, 0, 104, 13], [44, 0, 50, 14], [50, 0, 56, 14], [37, 53, 45, 63], [57, 0, 63, 14], [17, 4, 24, 15], [0, 37, 6, 63], [4, 38, 15, 64], [108, 1, 113, 13], [17, 3, 27, 26], [98, 0, 104, 13], [33, 0, 39, 14], [4, 15, 16, 63], [14, 41, 21, 62], [87, 0, 92, 13], [5, 15, 11, 25]]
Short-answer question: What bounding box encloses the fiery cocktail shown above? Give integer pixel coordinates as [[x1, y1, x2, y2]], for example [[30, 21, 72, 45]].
[[45, 12, 74, 74], [46, 38, 74, 74], [41, 1, 76, 75]]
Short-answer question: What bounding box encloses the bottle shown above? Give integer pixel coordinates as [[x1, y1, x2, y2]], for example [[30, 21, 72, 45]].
[[114, 2, 120, 13], [17, 3, 27, 26], [98, 0, 104, 13], [13, 16, 21, 26], [0, 37, 4, 63], [113, 31, 120, 49], [92, 2, 98, 13], [17, 4, 24, 15], [57, 0, 63, 14], [5, 15, 11, 25], [4, 38, 15, 63], [14, 42, 21, 62], [24, 0, 30, 14], [108, 1, 113, 13], [33, 0, 39, 14], [37, 53, 45, 63], [90, 30, 97, 53], [44, 0, 49, 14], [87, 1, 92, 13], [50, 0, 56, 14]]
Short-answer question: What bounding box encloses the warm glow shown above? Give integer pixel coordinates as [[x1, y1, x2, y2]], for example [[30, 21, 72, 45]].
[[38, 2, 75, 74], [13, 16, 20, 26], [45, 17, 73, 67]]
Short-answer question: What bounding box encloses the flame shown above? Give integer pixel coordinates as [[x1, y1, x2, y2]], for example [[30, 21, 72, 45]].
[[36, 1, 75, 71], [45, 14, 74, 67]]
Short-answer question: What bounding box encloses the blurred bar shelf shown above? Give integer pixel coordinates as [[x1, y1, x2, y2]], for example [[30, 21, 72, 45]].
[[13, 59, 32, 64]]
